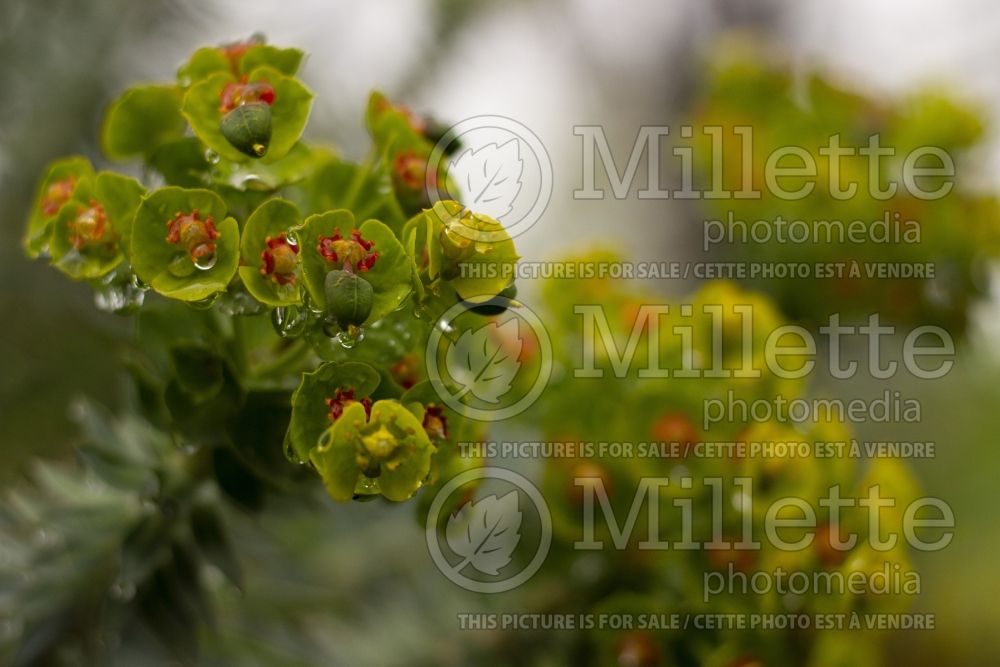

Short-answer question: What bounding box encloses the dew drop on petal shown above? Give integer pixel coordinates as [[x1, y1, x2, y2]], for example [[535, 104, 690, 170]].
[[205, 149, 221, 165], [130, 272, 150, 291], [283, 433, 305, 464], [215, 284, 265, 315], [336, 326, 364, 349], [189, 293, 220, 310], [194, 252, 217, 271], [272, 305, 308, 338], [354, 476, 380, 499], [238, 174, 269, 191]]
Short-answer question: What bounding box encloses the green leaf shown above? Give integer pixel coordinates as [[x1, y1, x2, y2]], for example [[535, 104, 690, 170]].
[[149, 137, 211, 187], [177, 47, 230, 85], [131, 187, 239, 301], [310, 405, 366, 502], [355, 218, 414, 322], [101, 85, 186, 160], [212, 142, 325, 192], [23, 156, 94, 258], [366, 90, 429, 157], [240, 45, 304, 76], [181, 67, 313, 163], [287, 361, 380, 462], [238, 198, 303, 306], [95, 171, 147, 250], [287, 152, 405, 229]]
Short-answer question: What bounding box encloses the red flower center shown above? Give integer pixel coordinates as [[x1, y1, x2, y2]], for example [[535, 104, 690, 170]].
[[392, 151, 434, 191], [390, 354, 419, 389], [218, 35, 265, 75], [69, 200, 112, 250], [41, 177, 76, 216], [165, 209, 219, 264], [422, 404, 448, 441], [316, 228, 378, 271], [220, 76, 276, 113], [326, 388, 373, 422], [260, 233, 300, 285]]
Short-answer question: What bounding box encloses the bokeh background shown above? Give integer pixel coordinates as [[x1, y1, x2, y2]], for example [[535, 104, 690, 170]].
[[1, 0, 999, 664]]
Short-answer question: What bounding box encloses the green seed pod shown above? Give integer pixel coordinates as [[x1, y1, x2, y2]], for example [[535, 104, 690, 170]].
[[220, 102, 272, 158], [462, 282, 518, 316], [325, 269, 373, 328]]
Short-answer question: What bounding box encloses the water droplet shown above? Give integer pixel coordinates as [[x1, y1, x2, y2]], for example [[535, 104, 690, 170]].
[[205, 149, 221, 165], [238, 174, 269, 191], [189, 293, 220, 310], [168, 253, 196, 277], [283, 433, 305, 464], [285, 231, 299, 248], [272, 305, 308, 338], [218, 288, 265, 316], [179, 75, 193, 88], [336, 325, 364, 349], [353, 475, 380, 499], [130, 273, 150, 291], [194, 252, 217, 271], [94, 280, 145, 314], [57, 248, 85, 273], [304, 294, 325, 318]]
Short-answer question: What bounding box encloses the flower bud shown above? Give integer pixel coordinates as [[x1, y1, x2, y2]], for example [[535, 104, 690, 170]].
[[324, 269, 373, 328], [220, 101, 272, 158]]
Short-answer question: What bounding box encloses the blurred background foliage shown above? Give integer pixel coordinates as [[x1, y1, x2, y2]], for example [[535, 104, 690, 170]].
[[2, 0, 1000, 665]]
